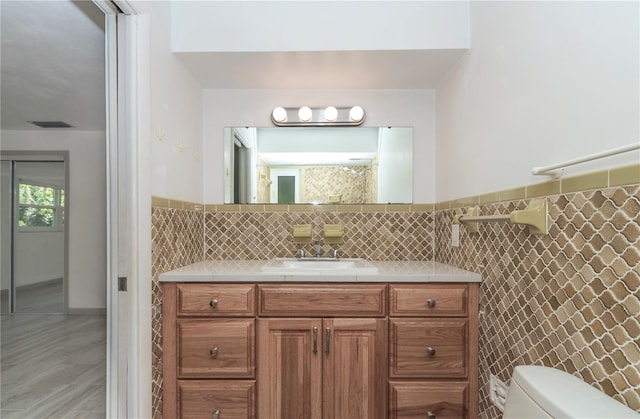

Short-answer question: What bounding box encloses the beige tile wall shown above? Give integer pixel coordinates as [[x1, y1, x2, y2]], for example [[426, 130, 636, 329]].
[[204, 207, 433, 260], [151, 164, 639, 418], [150, 207, 203, 418], [435, 185, 640, 417]]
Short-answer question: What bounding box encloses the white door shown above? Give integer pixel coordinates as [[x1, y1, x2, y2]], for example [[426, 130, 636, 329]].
[[95, 1, 139, 416]]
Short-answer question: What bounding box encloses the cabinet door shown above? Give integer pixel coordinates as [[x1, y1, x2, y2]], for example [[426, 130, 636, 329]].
[[257, 318, 322, 419], [323, 318, 387, 419]]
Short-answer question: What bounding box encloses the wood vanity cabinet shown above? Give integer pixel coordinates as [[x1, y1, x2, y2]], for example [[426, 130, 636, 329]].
[[162, 281, 478, 419], [257, 284, 388, 419], [163, 283, 257, 419], [389, 283, 479, 419]]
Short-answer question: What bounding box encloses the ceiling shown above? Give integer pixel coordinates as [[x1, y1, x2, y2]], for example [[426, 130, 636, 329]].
[[1, 1, 466, 131], [1, 1, 105, 131]]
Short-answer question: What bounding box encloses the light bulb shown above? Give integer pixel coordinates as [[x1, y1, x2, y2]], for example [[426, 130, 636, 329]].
[[298, 106, 312, 122], [324, 106, 338, 122], [349, 106, 364, 122], [272, 107, 287, 123]]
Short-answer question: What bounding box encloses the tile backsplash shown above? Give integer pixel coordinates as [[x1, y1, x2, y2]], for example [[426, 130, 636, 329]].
[[204, 208, 433, 260], [151, 167, 639, 418]]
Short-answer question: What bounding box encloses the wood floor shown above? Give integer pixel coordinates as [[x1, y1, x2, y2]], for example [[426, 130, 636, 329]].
[[0, 282, 106, 418], [1, 278, 64, 313]]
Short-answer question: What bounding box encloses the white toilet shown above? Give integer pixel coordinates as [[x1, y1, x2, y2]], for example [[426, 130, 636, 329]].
[[502, 365, 640, 418]]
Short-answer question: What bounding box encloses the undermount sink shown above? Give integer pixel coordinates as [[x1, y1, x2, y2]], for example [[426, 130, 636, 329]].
[[260, 258, 378, 275]]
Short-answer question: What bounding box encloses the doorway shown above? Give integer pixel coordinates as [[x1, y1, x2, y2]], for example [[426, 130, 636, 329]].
[[0, 0, 127, 416], [270, 168, 300, 204], [1, 158, 67, 314]]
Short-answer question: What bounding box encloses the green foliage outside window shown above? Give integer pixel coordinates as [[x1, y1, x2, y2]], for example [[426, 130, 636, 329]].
[[18, 183, 64, 229]]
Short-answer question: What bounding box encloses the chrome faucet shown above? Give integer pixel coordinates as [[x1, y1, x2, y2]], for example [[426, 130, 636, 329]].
[[329, 248, 341, 259], [294, 248, 306, 259], [313, 240, 322, 258]]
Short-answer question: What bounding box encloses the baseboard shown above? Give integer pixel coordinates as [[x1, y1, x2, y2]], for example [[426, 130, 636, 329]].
[[15, 277, 63, 291], [67, 308, 107, 315]]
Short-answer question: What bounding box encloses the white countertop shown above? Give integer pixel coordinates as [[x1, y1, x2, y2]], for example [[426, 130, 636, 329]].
[[159, 260, 482, 283]]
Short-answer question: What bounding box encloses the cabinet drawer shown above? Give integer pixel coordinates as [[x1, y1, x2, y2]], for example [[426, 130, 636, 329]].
[[390, 318, 467, 378], [178, 380, 255, 419], [258, 284, 386, 317], [390, 284, 468, 316], [176, 284, 255, 316], [177, 319, 255, 378], [389, 381, 468, 419]]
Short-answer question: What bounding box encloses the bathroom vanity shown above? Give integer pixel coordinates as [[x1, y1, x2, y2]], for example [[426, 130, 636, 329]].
[[160, 260, 481, 419]]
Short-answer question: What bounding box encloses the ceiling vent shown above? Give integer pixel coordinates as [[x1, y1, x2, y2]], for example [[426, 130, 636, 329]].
[[30, 121, 73, 128]]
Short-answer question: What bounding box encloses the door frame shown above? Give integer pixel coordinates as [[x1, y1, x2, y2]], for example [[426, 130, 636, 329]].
[[93, 0, 150, 417]]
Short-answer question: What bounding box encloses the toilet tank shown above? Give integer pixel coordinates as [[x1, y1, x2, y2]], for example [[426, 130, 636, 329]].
[[502, 366, 639, 418]]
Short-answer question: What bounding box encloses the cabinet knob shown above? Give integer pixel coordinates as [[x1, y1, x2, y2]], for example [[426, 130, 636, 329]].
[[426, 299, 436, 308], [426, 347, 436, 357], [427, 411, 436, 419], [209, 299, 218, 308], [209, 347, 219, 358], [212, 409, 220, 419]]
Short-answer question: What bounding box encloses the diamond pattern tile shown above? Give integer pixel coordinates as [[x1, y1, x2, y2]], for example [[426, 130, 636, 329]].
[[204, 209, 434, 260], [435, 185, 640, 417], [150, 207, 203, 419]]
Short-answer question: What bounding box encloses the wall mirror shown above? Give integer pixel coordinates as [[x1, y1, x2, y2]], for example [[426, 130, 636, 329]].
[[223, 126, 412, 204]]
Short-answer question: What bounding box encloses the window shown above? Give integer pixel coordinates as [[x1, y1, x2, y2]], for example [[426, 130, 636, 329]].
[[18, 181, 65, 231]]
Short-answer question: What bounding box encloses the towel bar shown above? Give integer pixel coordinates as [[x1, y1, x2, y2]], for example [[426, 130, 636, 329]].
[[453, 198, 548, 235]]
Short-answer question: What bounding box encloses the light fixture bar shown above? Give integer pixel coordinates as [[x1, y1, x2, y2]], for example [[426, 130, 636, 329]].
[[271, 106, 365, 126]]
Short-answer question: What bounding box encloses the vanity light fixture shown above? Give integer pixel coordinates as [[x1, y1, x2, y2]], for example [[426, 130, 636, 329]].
[[298, 106, 313, 122], [271, 107, 288, 123], [349, 105, 365, 123], [271, 106, 366, 126], [324, 106, 338, 122]]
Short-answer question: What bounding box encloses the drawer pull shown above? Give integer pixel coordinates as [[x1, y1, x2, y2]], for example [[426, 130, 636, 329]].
[[325, 328, 331, 355], [212, 409, 220, 419], [427, 411, 436, 419], [209, 299, 219, 308], [426, 347, 436, 357], [313, 327, 318, 354], [209, 347, 219, 358], [426, 299, 436, 308]]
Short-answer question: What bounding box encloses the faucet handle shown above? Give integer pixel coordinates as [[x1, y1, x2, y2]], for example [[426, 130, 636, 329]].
[[330, 249, 341, 259], [294, 248, 306, 259]]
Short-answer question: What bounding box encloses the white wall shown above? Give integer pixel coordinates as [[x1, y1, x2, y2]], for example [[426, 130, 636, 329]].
[[15, 232, 64, 287], [172, 1, 469, 53], [204, 89, 436, 203], [135, 1, 203, 203], [2, 130, 107, 309], [435, 1, 640, 202]]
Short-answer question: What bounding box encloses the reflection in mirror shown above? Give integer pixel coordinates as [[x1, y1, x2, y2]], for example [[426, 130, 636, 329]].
[[224, 127, 412, 204]]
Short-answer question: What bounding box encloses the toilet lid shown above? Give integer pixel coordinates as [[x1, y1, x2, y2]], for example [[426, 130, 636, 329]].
[[511, 366, 639, 418]]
